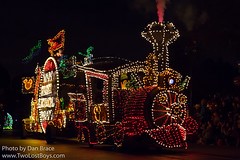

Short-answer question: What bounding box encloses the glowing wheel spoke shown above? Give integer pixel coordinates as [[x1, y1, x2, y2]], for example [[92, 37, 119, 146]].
[[178, 117, 184, 122], [166, 101, 170, 108], [153, 109, 168, 112], [159, 104, 169, 109], [173, 94, 177, 103], [168, 92, 172, 104], [163, 115, 170, 125], [154, 114, 167, 121]]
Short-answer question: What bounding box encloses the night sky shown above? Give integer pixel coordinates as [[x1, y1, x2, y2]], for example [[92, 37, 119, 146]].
[[0, 0, 240, 107]]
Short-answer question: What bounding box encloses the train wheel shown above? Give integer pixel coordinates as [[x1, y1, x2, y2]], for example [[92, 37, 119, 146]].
[[78, 127, 93, 147], [96, 124, 106, 144], [113, 122, 124, 148], [151, 90, 187, 127], [76, 130, 82, 142]]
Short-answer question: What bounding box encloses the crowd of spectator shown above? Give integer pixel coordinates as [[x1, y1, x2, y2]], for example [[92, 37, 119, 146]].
[[191, 94, 240, 148]]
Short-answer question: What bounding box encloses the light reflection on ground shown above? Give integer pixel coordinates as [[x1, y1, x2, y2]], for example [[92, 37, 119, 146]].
[[0, 132, 239, 160]]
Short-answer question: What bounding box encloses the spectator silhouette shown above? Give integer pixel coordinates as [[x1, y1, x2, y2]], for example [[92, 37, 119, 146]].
[[200, 99, 210, 124]]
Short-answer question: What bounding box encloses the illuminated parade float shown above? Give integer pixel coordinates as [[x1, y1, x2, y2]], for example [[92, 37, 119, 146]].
[[22, 1, 198, 149]]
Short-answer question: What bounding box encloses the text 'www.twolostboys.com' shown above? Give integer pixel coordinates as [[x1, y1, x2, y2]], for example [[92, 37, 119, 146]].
[[1, 145, 66, 159]]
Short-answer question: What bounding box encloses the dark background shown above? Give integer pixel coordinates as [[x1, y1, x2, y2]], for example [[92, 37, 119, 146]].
[[0, 0, 239, 120]]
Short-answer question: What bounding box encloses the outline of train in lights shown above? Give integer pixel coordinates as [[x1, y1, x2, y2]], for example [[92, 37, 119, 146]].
[[22, 21, 198, 149]]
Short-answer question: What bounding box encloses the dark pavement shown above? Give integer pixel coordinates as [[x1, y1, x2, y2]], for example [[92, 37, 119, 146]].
[[1, 130, 239, 160]]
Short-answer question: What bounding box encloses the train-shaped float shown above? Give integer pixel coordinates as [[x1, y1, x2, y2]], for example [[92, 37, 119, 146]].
[[22, 21, 198, 149]]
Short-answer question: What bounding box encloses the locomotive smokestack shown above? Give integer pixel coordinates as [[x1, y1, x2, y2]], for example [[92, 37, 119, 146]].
[[141, 21, 180, 71]]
